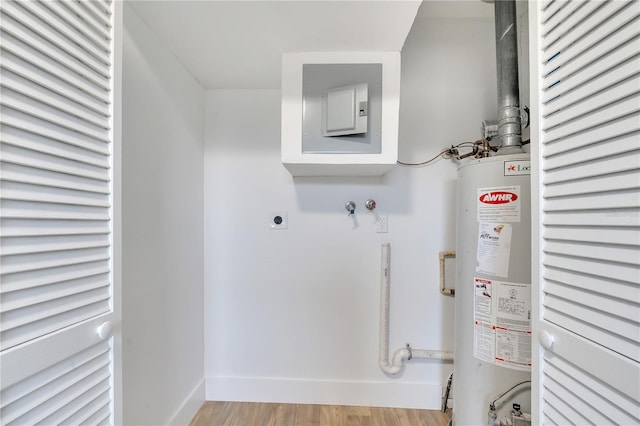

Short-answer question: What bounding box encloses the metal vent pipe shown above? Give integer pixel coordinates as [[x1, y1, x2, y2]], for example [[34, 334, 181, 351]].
[[494, 0, 522, 150]]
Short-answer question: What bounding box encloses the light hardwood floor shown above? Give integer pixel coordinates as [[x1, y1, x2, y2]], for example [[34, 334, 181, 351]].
[[189, 401, 451, 426]]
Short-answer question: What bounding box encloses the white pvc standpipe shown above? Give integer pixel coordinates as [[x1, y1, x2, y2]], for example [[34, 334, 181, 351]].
[[378, 243, 453, 375]]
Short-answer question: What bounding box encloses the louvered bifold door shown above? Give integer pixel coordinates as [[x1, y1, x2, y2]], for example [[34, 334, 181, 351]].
[[0, 0, 116, 425], [533, 0, 640, 424]]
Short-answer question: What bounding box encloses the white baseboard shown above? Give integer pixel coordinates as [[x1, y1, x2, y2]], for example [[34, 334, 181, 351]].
[[169, 378, 206, 426], [205, 376, 442, 410]]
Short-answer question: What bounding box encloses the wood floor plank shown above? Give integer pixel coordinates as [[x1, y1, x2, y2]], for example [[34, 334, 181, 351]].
[[190, 401, 450, 426], [201, 401, 245, 426], [372, 407, 405, 426], [244, 402, 275, 426], [188, 400, 216, 425], [272, 403, 298, 426], [319, 404, 343, 425], [294, 403, 321, 426], [344, 405, 374, 426]]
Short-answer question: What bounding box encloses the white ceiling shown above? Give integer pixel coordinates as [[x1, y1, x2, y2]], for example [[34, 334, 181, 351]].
[[416, 0, 493, 19], [129, 0, 422, 89], [129, 1, 494, 90]]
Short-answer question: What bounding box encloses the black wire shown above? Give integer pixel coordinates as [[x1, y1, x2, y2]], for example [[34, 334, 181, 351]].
[[397, 149, 450, 166], [397, 140, 487, 166]]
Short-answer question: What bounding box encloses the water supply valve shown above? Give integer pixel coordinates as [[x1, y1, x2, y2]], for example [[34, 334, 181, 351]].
[[345, 201, 356, 216], [365, 199, 377, 210]]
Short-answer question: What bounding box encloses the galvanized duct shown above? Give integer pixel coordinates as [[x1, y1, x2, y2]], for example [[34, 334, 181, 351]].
[[494, 0, 522, 150]]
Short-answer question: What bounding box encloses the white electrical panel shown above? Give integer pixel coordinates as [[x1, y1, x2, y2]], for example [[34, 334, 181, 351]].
[[300, 63, 381, 154], [322, 83, 368, 137]]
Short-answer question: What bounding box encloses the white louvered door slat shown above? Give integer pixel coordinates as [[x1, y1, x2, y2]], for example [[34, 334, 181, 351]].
[[543, 96, 640, 141], [543, 113, 640, 155], [0, 261, 110, 293], [542, 1, 636, 60], [544, 172, 639, 198], [542, 0, 599, 47], [17, 0, 111, 67], [544, 281, 638, 322], [543, 55, 640, 116], [0, 219, 111, 237], [1, 47, 111, 115], [544, 226, 640, 245], [2, 108, 110, 154], [2, 69, 108, 129], [2, 126, 111, 167], [61, 1, 111, 40], [1, 162, 110, 194], [544, 132, 640, 169], [2, 88, 110, 142], [544, 151, 640, 183], [542, 34, 640, 103], [544, 209, 640, 227], [542, 74, 640, 129], [0, 2, 111, 79], [543, 189, 639, 211], [0, 1, 118, 425], [543, 373, 612, 424], [531, 0, 640, 424], [542, 1, 570, 26], [1, 145, 110, 181], [1, 183, 110, 207], [0, 13, 110, 93], [544, 357, 639, 425], [543, 253, 637, 283], [38, 1, 110, 52], [1, 200, 110, 222], [543, 267, 638, 302]]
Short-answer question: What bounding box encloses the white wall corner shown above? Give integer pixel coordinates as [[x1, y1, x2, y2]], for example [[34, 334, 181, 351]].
[[168, 379, 206, 426]]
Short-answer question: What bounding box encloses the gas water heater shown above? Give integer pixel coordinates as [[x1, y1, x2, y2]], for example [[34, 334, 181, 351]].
[[453, 153, 532, 425], [451, 0, 532, 422]]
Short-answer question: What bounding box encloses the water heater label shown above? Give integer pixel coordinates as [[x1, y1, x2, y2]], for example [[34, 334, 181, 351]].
[[477, 186, 521, 222], [473, 278, 532, 371], [476, 222, 512, 277], [504, 160, 531, 176]]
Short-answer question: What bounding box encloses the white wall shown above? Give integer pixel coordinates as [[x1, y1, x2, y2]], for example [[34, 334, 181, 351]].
[[122, 5, 204, 425], [204, 14, 497, 409]]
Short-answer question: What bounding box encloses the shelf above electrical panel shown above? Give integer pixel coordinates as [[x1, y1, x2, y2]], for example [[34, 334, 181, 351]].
[[281, 52, 400, 177]]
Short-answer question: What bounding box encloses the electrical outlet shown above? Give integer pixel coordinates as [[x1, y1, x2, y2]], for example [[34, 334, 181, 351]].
[[269, 212, 288, 230], [376, 215, 388, 233]]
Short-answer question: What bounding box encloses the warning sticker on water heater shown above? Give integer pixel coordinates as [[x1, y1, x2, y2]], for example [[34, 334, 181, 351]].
[[477, 186, 521, 222], [473, 278, 531, 371]]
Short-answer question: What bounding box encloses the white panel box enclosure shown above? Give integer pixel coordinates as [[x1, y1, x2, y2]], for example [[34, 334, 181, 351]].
[[453, 154, 532, 426], [282, 52, 400, 176]]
